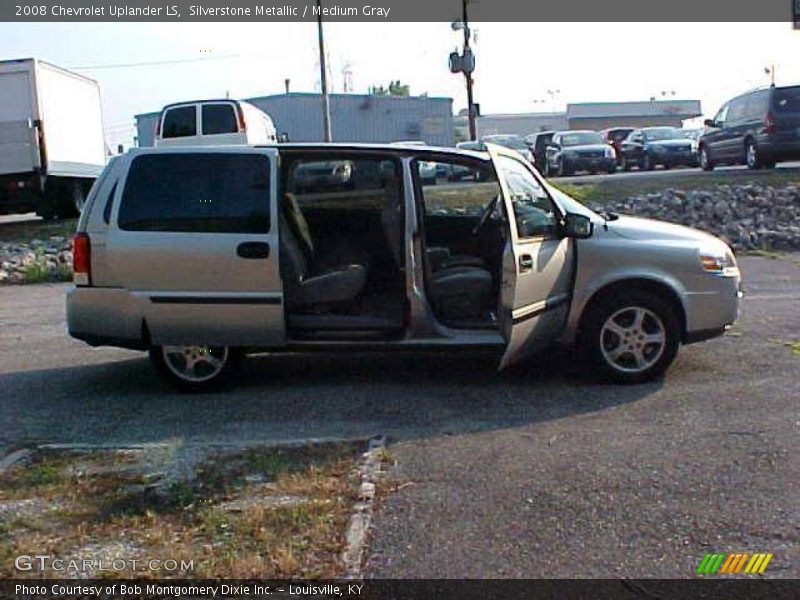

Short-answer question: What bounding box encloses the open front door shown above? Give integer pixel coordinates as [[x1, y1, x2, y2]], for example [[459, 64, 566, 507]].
[[485, 143, 575, 369]]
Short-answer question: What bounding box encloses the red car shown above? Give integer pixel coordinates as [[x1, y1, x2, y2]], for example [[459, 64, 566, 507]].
[[600, 127, 634, 165]]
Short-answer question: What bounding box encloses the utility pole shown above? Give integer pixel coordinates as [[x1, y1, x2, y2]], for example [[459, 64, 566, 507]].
[[316, 0, 332, 142], [462, 0, 476, 141]]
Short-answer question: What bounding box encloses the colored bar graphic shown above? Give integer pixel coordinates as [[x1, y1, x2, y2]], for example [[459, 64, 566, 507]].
[[699, 552, 773, 575]]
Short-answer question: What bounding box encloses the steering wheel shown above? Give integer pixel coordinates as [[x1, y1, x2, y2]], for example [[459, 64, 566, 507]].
[[472, 194, 500, 236]]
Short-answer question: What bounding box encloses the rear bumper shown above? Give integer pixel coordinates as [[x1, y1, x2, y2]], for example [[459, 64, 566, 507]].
[[67, 286, 146, 349], [759, 139, 800, 162]]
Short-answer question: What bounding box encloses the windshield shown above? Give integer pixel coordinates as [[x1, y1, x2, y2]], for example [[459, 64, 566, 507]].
[[644, 128, 681, 141], [485, 136, 528, 150], [560, 132, 603, 146]]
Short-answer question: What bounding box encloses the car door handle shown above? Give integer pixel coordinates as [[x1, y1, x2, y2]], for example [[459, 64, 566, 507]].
[[519, 254, 533, 273], [236, 242, 270, 259]]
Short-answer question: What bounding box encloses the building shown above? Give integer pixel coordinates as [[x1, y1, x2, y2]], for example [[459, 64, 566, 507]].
[[472, 99, 702, 138], [566, 100, 702, 130], [135, 92, 455, 147], [476, 112, 567, 137]]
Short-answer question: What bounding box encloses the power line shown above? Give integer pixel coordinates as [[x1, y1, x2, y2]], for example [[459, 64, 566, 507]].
[[71, 54, 240, 71]]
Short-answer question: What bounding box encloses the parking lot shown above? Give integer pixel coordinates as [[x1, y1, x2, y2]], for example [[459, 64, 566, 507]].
[[0, 253, 797, 577]]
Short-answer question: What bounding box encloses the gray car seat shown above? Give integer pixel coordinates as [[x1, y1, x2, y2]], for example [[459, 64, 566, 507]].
[[380, 182, 493, 320], [280, 194, 367, 308]]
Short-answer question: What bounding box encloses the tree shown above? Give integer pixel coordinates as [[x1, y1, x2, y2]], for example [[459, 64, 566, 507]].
[[369, 80, 410, 97]]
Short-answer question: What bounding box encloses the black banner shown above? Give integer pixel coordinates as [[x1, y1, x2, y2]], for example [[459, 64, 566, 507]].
[[2, 579, 799, 600]]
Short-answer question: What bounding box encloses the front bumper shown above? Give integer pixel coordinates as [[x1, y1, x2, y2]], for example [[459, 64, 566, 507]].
[[683, 273, 742, 344], [652, 151, 698, 167], [564, 156, 616, 172]]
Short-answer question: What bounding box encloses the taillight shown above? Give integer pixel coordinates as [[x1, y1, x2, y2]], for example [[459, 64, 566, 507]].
[[72, 232, 91, 286], [765, 111, 776, 135], [236, 106, 247, 132]]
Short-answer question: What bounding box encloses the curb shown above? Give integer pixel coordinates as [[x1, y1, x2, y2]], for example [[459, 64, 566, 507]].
[[342, 435, 387, 579]]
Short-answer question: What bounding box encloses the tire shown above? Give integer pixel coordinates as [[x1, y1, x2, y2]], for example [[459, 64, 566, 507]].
[[641, 154, 653, 171], [699, 146, 714, 171], [149, 345, 243, 392], [35, 193, 57, 220], [745, 139, 762, 170], [558, 159, 571, 177], [621, 157, 632, 172], [606, 165, 617, 175], [580, 290, 681, 384]]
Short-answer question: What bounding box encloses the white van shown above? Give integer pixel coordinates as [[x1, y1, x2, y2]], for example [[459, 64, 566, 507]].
[[154, 99, 277, 147]]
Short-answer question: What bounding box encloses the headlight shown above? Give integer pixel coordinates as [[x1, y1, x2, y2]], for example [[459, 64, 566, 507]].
[[604, 146, 616, 159], [699, 246, 738, 276]]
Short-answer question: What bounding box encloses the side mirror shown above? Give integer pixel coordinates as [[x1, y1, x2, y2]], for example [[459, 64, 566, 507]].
[[703, 119, 716, 128], [563, 213, 593, 239]]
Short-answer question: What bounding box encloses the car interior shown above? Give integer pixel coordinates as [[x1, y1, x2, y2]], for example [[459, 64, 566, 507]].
[[410, 157, 505, 329], [279, 152, 505, 339], [280, 153, 406, 340]]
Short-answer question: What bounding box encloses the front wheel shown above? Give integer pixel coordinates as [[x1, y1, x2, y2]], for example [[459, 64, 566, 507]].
[[699, 146, 714, 171], [149, 345, 242, 392], [581, 291, 680, 383]]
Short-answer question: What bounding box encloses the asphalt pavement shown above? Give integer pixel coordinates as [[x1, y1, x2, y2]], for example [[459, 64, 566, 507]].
[[0, 255, 798, 577]]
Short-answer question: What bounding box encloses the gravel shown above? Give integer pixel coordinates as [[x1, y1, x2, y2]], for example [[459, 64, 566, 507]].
[[591, 183, 800, 251]]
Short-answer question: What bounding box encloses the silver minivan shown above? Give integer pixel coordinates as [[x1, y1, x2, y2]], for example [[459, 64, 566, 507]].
[[66, 143, 741, 391]]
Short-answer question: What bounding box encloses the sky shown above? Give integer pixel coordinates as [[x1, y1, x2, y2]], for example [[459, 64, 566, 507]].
[[1, 22, 798, 148]]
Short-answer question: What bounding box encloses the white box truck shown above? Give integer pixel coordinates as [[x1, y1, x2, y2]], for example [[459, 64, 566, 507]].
[[0, 58, 106, 219]]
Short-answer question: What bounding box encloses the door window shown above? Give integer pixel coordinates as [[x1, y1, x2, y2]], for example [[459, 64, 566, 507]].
[[417, 160, 499, 218], [161, 106, 196, 138], [727, 97, 747, 124], [118, 153, 271, 233], [495, 155, 559, 239], [202, 104, 238, 135]]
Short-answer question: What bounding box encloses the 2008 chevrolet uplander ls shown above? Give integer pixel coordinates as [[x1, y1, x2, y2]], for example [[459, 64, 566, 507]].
[[67, 143, 741, 391]]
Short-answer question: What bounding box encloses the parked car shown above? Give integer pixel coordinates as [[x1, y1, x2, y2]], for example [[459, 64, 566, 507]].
[[600, 127, 634, 166], [524, 131, 555, 172], [480, 134, 535, 164], [544, 131, 617, 176], [67, 143, 740, 391], [619, 127, 698, 171], [155, 99, 277, 147], [699, 85, 800, 170]]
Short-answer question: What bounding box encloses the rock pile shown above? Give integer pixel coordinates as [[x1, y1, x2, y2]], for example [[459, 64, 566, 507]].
[[0, 236, 72, 284], [590, 183, 800, 251]]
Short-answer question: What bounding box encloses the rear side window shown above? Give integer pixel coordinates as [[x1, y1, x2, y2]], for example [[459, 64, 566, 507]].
[[102, 182, 118, 224], [772, 87, 800, 113], [161, 106, 196, 138], [118, 154, 270, 233], [202, 104, 238, 135]]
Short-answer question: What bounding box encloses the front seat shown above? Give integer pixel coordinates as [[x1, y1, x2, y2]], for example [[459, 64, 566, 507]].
[[380, 180, 485, 272], [380, 182, 492, 320], [280, 194, 367, 309]]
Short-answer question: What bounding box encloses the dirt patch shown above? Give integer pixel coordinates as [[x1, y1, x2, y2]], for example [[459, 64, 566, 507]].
[[0, 441, 369, 579]]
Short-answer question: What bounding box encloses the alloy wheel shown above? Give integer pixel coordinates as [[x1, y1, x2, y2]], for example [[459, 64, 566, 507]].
[[599, 306, 666, 374], [161, 345, 229, 383]]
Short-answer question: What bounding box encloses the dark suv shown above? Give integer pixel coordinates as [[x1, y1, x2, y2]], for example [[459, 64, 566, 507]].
[[699, 85, 800, 170], [524, 131, 555, 172]]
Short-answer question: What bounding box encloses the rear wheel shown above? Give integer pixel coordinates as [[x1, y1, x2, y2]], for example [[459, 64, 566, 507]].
[[745, 139, 763, 170], [149, 345, 242, 392], [581, 290, 680, 383]]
